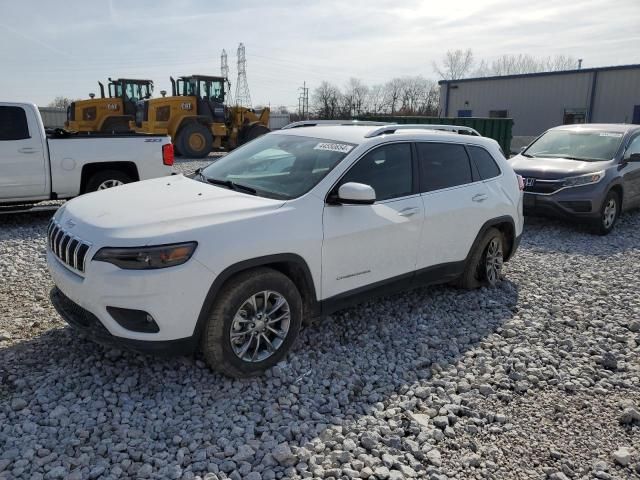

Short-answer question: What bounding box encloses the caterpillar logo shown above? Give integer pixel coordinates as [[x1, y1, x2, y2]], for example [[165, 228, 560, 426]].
[[107, 103, 120, 111], [181, 103, 192, 110]]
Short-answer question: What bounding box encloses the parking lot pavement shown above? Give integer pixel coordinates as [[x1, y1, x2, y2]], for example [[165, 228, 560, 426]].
[[1, 207, 639, 479]]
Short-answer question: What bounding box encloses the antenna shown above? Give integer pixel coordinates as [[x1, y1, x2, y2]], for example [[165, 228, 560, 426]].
[[235, 43, 252, 108]]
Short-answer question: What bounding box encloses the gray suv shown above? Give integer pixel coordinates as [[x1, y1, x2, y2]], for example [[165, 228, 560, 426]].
[[510, 124, 640, 234]]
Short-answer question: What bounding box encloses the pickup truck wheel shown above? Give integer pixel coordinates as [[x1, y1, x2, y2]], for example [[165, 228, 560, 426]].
[[457, 227, 504, 289], [178, 123, 212, 158], [201, 268, 302, 378], [85, 170, 132, 192]]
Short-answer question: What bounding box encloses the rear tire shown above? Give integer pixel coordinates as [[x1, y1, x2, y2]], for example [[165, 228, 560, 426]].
[[457, 227, 504, 289], [593, 190, 620, 235], [201, 268, 302, 378], [177, 123, 213, 158], [85, 170, 132, 192]]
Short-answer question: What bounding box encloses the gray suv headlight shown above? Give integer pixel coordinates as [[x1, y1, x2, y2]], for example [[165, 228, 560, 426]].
[[93, 242, 197, 270], [562, 170, 605, 187]]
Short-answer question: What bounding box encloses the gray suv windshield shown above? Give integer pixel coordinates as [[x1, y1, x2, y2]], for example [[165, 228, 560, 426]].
[[200, 134, 355, 199], [525, 130, 624, 161]]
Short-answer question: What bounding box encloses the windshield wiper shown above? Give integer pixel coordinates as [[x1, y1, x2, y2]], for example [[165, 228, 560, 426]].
[[521, 152, 535, 158], [206, 177, 257, 195]]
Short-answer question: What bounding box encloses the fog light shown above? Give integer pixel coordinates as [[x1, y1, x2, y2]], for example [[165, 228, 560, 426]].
[[107, 307, 160, 333]]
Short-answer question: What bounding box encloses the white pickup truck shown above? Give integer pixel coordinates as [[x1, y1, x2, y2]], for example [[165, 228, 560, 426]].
[[0, 102, 174, 210]]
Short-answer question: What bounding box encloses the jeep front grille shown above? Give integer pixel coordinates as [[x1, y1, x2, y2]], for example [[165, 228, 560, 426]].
[[47, 220, 91, 273]]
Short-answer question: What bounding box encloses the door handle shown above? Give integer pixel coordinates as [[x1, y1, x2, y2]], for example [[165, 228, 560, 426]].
[[398, 206, 419, 217], [472, 193, 488, 203], [18, 147, 38, 154]]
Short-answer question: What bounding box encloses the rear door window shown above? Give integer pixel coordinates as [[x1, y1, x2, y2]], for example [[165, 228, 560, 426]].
[[0, 106, 30, 141], [468, 145, 501, 180], [417, 143, 473, 192]]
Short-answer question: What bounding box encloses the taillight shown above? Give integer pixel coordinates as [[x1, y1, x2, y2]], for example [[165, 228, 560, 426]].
[[162, 143, 174, 166], [517, 174, 525, 191]]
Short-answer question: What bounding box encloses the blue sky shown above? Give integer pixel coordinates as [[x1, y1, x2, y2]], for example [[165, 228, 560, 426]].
[[1, 0, 639, 108]]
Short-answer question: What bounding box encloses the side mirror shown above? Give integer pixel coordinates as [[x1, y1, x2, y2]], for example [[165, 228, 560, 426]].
[[627, 153, 640, 163], [333, 182, 376, 205]]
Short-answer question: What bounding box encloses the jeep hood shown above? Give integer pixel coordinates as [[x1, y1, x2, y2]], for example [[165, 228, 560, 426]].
[[56, 175, 285, 240], [509, 154, 611, 180]]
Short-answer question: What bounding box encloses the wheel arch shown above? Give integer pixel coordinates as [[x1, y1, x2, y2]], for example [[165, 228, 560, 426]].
[[466, 216, 517, 263], [80, 162, 139, 193], [193, 254, 319, 341]]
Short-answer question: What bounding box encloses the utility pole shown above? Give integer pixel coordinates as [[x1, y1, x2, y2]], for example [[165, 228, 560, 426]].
[[298, 81, 309, 120], [235, 43, 252, 108], [221, 49, 232, 105]]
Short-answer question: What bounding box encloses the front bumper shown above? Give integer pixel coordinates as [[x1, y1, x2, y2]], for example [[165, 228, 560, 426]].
[[47, 247, 214, 347], [523, 192, 600, 221], [50, 287, 197, 355]]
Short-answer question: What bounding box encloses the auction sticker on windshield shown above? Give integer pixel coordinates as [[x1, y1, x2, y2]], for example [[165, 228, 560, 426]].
[[599, 132, 623, 137], [314, 143, 354, 154]]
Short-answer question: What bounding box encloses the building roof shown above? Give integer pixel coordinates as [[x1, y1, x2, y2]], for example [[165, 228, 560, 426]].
[[438, 63, 640, 85]]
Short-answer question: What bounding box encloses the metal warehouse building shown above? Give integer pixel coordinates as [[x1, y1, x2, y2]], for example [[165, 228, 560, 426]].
[[438, 64, 640, 150]]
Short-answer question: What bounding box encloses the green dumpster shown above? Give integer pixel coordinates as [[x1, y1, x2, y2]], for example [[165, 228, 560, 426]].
[[358, 116, 513, 154]]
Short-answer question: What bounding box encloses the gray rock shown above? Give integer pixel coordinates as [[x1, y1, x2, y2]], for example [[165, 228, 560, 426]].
[[10, 398, 27, 411], [612, 447, 632, 466], [271, 443, 297, 467]]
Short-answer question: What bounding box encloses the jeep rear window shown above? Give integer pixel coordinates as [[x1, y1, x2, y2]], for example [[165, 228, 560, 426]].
[[524, 130, 624, 161], [200, 134, 355, 199]]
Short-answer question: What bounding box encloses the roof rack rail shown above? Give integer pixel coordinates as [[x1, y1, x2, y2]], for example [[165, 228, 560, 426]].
[[281, 120, 391, 129], [364, 124, 481, 138]]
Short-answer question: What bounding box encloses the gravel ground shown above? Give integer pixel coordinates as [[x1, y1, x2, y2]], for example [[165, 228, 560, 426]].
[[1, 179, 639, 479]]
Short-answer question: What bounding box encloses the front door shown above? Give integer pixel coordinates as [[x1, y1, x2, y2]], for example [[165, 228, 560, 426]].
[[0, 105, 48, 200], [322, 143, 423, 299]]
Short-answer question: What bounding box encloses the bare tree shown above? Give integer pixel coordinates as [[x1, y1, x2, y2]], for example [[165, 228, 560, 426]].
[[48, 96, 77, 109], [433, 49, 474, 80], [312, 81, 342, 119], [342, 78, 369, 117], [474, 53, 579, 76], [384, 78, 405, 115], [365, 84, 388, 115]]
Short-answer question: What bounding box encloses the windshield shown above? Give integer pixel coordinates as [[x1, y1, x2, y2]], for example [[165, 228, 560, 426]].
[[115, 82, 153, 101], [524, 130, 624, 161], [200, 134, 356, 199]]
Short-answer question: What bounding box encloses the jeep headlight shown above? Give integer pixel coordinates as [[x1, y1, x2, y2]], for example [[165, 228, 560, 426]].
[[562, 171, 605, 188], [93, 242, 197, 270]]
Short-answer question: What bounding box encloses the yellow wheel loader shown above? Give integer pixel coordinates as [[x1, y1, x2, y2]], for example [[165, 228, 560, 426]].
[[133, 75, 270, 157], [65, 78, 153, 133]]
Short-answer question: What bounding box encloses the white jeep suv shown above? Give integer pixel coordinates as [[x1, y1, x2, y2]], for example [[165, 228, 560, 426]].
[[47, 122, 524, 377]]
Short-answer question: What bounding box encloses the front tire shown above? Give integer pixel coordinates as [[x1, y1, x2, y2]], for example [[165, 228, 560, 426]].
[[201, 268, 302, 378], [593, 190, 619, 235], [458, 227, 504, 289], [177, 123, 213, 158]]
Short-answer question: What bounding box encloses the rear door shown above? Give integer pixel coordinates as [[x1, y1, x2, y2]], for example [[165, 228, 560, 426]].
[[0, 105, 48, 199], [415, 142, 493, 270], [322, 142, 423, 299]]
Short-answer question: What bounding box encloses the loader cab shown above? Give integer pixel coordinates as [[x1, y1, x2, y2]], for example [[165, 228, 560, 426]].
[[172, 75, 226, 123], [106, 78, 153, 116]]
